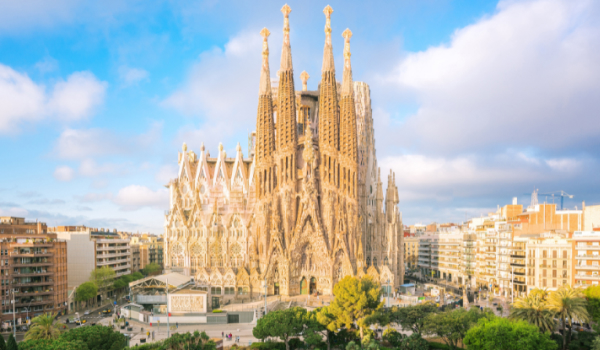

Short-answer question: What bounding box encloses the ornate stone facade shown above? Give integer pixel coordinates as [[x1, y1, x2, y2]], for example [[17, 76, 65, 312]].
[[164, 5, 403, 298]]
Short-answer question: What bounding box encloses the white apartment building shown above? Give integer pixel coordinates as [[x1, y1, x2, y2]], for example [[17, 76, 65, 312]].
[[573, 231, 600, 287], [52, 227, 132, 302]]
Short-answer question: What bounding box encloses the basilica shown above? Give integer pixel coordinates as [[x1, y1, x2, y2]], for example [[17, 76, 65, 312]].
[[164, 5, 403, 301]]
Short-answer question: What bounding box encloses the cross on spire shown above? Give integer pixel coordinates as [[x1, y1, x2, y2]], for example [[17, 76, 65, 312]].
[[300, 71, 310, 91]]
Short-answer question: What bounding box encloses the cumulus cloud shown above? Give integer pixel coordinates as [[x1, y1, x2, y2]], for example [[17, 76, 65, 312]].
[[78, 159, 123, 177], [155, 164, 178, 184], [53, 122, 161, 160], [0, 65, 107, 133], [118, 65, 149, 86], [163, 30, 269, 148], [380, 0, 600, 155], [53, 166, 75, 182], [113, 185, 169, 211]]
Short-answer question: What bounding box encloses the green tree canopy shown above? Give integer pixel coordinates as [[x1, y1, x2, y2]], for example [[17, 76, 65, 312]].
[[59, 324, 127, 350], [24, 313, 64, 341], [584, 285, 600, 323], [6, 334, 17, 350], [304, 307, 336, 350], [252, 307, 307, 350], [142, 262, 161, 276], [132, 271, 144, 280], [389, 302, 438, 335], [464, 317, 558, 350], [509, 294, 556, 333], [90, 266, 116, 291], [328, 276, 383, 340], [18, 339, 89, 350], [547, 285, 590, 350], [75, 282, 98, 302], [0, 331, 6, 350], [423, 307, 489, 350]]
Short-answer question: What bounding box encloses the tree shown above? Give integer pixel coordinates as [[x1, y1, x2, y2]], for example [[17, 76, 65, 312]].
[[530, 288, 550, 301], [142, 263, 161, 276], [584, 285, 600, 323], [509, 294, 556, 333], [547, 285, 590, 350], [252, 307, 307, 350], [90, 266, 116, 295], [464, 317, 558, 350], [423, 307, 488, 350], [0, 332, 6, 350], [328, 276, 383, 340], [76, 282, 99, 307], [389, 302, 438, 335], [18, 339, 89, 350], [59, 324, 127, 350], [132, 271, 144, 280], [398, 333, 429, 350], [305, 307, 336, 350], [25, 313, 64, 341], [6, 334, 17, 350], [382, 328, 404, 348]]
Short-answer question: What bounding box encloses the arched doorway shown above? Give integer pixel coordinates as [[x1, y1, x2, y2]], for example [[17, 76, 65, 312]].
[[300, 277, 308, 295], [310, 277, 317, 295], [274, 283, 280, 295]]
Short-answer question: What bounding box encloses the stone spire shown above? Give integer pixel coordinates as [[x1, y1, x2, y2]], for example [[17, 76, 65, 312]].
[[341, 29, 353, 96], [339, 28, 358, 198], [322, 5, 335, 72], [277, 3, 298, 186], [255, 27, 276, 200], [300, 70, 309, 91], [319, 5, 340, 190], [259, 28, 272, 95], [280, 4, 293, 71]]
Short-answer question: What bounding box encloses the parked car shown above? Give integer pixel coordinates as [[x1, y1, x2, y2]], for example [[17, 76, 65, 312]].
[[84, 311, 90, 315], [102, 309, 112, 315]]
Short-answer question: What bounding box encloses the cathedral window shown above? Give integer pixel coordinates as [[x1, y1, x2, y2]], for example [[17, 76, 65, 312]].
[[224, 287, 235, 295], [384, 257, 389, 266], [373, 257, 378, 268], [211, 287, 222, 295], [366, 257, 371, 267]]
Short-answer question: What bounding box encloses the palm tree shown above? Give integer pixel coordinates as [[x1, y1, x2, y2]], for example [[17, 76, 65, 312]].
[[509, 294, 555, 333], [529, 288, 549, 301], [24, 312, 64, 341], [548, 285, 590, 350]]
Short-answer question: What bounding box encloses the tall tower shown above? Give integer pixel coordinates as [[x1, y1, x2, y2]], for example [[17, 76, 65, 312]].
[[339, 28, 358, 200], [276, 4, 298, 190], [318, 5, 340, 193], [255, 28, 276, 201]]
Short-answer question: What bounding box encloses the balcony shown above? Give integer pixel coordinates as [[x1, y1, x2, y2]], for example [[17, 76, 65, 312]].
[[576, 265, 600, 270], [12, 281, 53, 287], [97, 258, 129, 266], [10, 252, 52, 258], [510, 262, 525, 267], [13, 271, 52, 277], [11, 262, 52, 268], [576, 255, 600, 259]]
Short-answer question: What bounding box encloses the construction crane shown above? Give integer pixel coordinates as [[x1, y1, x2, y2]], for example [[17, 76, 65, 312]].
[[537, 191, 574, 210]]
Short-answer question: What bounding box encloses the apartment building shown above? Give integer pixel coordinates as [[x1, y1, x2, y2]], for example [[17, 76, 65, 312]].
[[52, 226, 131, 303], [526, 233, 571, 291], [131, 245, 141, 272], [572, 231, 600, 287], [0, 217, 68, 329], [130, 234, 164, 270], [584, 204, 600, 231], [149, 238, 164, 268], [404, 237, 419, 270]]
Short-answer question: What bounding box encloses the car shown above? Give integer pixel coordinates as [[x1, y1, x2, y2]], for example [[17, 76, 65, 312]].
[[84, 311, 90, 315], [102, 309, 112, 315]]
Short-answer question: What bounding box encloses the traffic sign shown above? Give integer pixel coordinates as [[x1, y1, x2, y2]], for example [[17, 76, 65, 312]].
[[114, 301, 117, 305]]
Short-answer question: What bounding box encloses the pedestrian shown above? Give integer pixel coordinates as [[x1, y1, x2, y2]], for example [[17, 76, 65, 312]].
[[229, 332, 232, 340], [222, 331, 224, 338], [176, 322, 179, 329]]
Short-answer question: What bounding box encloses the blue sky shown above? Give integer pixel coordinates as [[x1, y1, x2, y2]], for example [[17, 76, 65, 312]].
[[1, 0, 599, 234]]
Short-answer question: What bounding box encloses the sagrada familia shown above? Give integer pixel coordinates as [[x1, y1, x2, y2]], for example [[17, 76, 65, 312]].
[[164, 5, 403, 300]]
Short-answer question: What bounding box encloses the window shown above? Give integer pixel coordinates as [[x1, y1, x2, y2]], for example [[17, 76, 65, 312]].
[[563, 250, 568, 259], [211, 287, 222, 295], [543, 279, 547, 287], [552, 270, 557, 278], [543, 270, 547, 277], [553, 280, 557, 288], [553, 251, 557, 259], [237, 287, 249, 295], [543, 251, 547, 258], [224, 287, 235, 295]]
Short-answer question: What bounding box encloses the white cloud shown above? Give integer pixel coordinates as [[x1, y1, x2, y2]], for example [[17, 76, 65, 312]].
[[113, 185, 169, 211], [382, 0, 600, 155], [380, 152, 589, 202], [53, 166, 75, 182], [155, 164, 178, 184], [78, 159, 121, 177], [0, 65, 107, 133], [54, 123, 161, 160], [163, 30, 267, 143], [35, 56, 59, 73], [49, 71, 107, 121], [118, 65, 149, 86]]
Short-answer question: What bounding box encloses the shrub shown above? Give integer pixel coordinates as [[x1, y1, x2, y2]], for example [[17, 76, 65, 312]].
[[427, 341, 452, 350], [250, 341, 286, 350], [212, 309, 224, 313]]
